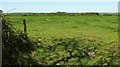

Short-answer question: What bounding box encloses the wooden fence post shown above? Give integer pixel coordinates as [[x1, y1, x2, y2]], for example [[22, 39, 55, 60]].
[[23, 19, 27, 39]]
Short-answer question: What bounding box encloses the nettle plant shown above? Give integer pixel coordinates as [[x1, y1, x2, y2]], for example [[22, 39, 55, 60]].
[[31, 36, 119, 65]]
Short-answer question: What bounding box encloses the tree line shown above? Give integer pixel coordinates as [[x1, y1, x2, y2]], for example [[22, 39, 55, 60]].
[[4, 12, 118, 16]]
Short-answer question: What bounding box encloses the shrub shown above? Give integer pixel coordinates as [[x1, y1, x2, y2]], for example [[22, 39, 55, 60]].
[[2, 17, 38, 65]]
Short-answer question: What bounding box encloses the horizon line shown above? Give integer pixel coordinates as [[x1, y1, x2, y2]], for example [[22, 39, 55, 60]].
[[4, 11, 118, 13]]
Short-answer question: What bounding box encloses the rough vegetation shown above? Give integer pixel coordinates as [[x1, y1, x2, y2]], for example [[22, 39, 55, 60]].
[[2, 13, 120, 66], [2, 17, 38, 65]]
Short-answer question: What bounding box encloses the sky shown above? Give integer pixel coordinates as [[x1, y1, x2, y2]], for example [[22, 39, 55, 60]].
[[0, 1, 119, 13], [0, 0, 119, 2]]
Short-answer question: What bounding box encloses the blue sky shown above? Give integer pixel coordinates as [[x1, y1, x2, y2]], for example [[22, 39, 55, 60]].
[[0, 2, 118, 13], [1, 0, 119, 2]]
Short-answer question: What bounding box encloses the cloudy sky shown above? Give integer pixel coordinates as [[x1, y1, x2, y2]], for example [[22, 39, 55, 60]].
[[0, 0, 119, 13]]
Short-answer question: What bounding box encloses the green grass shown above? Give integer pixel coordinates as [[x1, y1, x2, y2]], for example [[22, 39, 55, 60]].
[[7, 15, 118, 43], [6, 15, 119, 65]]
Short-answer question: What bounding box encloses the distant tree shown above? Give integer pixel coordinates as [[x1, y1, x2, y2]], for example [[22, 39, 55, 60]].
[[0, 10, 3, 13], [56, 12, 66, 15]]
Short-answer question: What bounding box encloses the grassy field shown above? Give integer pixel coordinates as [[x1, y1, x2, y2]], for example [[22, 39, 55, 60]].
[[8, 15, 118, 42], [6, 15, 119, 65]]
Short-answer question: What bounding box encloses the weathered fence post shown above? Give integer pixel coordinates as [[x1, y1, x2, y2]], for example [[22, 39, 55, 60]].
[[23, 19, 27, 39]]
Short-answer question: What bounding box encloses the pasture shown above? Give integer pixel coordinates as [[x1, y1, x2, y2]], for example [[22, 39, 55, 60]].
[[6, 14, 119, 65], [8, 15, 118, 43]]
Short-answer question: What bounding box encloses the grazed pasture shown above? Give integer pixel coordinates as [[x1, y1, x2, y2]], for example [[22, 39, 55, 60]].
[[8, 15, 118, 43], [6, 15, 119, 65]]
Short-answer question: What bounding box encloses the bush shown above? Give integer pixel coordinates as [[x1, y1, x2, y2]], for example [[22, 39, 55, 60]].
[[2, 17, 38, 65]]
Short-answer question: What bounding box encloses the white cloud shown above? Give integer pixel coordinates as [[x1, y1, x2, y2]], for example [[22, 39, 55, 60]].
[[1, 0, 119, 2]]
